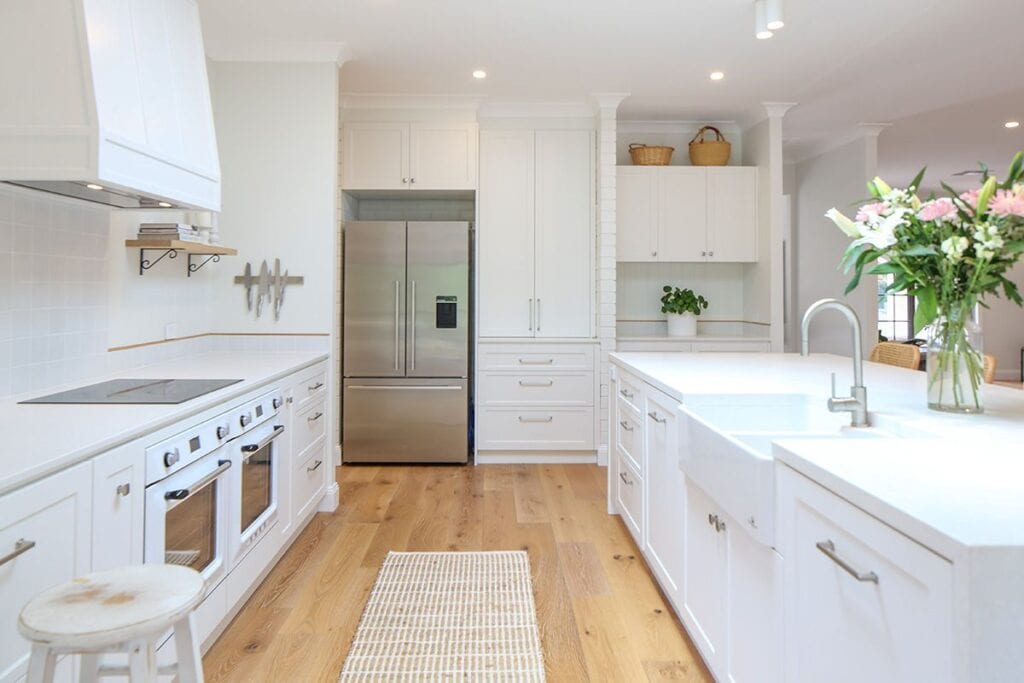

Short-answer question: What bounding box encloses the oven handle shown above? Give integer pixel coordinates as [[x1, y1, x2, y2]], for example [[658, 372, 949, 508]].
[[241, 425, 286, 454], [164, 460, 232, 501]]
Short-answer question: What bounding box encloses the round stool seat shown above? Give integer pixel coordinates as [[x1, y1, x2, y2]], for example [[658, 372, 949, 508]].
[[18, 565, 205, 651]]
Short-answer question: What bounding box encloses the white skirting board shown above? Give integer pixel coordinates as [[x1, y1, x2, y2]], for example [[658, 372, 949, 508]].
[[475, 450, 598, 465]]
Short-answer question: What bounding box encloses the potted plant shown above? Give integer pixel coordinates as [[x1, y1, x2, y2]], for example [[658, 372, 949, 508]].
[[660, 286, 709, 337]]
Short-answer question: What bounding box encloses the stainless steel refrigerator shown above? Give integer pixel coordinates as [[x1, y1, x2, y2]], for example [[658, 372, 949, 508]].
[[342, 221, 470, 463]]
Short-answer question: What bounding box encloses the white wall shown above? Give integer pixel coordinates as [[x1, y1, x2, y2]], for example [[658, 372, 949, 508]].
[[209, 61, 338, 335], [792, 137, 879, 358], [739, 118, 779, 336], [617, 262, 746, 322], [981, 264, 1024, 381], [617, 121, 743, 167]]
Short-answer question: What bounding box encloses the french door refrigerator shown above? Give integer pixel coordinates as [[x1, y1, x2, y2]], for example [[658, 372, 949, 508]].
[[343, 221, 470, 463]]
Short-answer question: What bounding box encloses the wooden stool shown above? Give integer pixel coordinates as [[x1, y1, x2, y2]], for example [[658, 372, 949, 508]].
[[17, 565, 205, 683]]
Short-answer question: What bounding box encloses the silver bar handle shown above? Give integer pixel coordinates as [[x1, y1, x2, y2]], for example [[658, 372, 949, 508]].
[[816, 540, 879, 584], [619, 388, 633, 399], [307, 412, 323, 423], [618, 471, 632, 485], [528, 298, 533, 332], [308, 382, 324, 392], [165, 460, 232, 502], [242, 425, 286, 453], [116, 483, 131, 497], [619, 420, 633, 432], [536, 298, 541, 332], [307, 459, 323, 472], [648, 411, 667, 424], [518, 358, 554, 365], [347, 385, 463, 391], [409, 280, 416, 372], [0, 538, 36, 567], [518, 380, 553, 387], [518, 415, 553, 423], [394, 280, 400, 371]]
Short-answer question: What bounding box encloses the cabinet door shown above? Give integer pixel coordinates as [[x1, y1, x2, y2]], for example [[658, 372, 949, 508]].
[[707, 167, 758, 262], [617, 168, 657, 262], [1, 464, 91, 683], [778, 467, 953, 683], [644, 388, 686, 606], [681, 480, 727, 670], [478, 130, 535, 337], [409, 123, 478, 190], [725, 524, 782, 683], [92, 443, 145, 569], [130, 0, 186, 164], [85, 0, 148, 149], [342, 123, 410, 190], [658, 167, 708, 262], [534, 130, 593, 338]]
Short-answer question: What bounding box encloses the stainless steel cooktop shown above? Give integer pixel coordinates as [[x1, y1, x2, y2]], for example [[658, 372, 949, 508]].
[[20, 378, 243, 405]]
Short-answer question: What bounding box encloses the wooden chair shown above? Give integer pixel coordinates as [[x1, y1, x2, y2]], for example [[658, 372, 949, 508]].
[[869, 342, 921, 370], [983, 354, 997, 384]]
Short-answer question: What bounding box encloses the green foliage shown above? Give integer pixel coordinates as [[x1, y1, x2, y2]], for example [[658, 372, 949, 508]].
[[660, 286, 709, 316]]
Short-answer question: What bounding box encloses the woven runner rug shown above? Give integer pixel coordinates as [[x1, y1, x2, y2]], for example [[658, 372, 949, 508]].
[[339, 551, 546, 682]]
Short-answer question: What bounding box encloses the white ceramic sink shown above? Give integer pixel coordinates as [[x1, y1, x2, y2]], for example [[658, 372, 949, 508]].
[[679, 393, 928, 547]]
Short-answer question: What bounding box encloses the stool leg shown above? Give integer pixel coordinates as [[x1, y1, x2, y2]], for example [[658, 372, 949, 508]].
[[79, 653, 101, 683], [25, 644, 56, 683], [173, 612, 205, 683], [128, 640, 157, 683]]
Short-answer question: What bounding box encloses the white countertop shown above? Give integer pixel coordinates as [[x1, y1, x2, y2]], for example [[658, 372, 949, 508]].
[[0, 351, 328, 496], [610, 351, 1024, 551]]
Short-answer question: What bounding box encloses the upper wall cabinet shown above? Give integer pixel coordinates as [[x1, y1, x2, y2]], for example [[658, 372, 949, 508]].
[[0, 0, 221, 210], [342, 122, 478, 191], [478, 128, 594, 338], [617, 166, 758, 263]]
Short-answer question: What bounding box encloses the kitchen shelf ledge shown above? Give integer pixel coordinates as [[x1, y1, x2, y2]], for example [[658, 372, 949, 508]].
[[125, 239, 238, 277]]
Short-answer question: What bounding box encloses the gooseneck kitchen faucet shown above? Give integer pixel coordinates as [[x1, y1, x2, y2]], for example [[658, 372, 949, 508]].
[[800, 298, 870, 427]]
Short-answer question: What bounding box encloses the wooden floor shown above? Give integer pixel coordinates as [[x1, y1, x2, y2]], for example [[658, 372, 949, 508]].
[[203, 464, 712, 682]]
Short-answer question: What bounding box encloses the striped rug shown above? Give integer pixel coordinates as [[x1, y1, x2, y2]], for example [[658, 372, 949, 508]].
[[339, 551, 546, 682]]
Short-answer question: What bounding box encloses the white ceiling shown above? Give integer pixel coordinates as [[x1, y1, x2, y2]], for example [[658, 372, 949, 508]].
[[198, 0, 1024, 161]]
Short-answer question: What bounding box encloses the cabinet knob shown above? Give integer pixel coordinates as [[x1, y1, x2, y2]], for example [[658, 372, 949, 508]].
[[402, 177, 409, 184], [116, 483, 131, 497], [651, 250, 657, 257], [708, 251, 714, 257], [701, 251, 707, 257], [410, 177, 416, 184]]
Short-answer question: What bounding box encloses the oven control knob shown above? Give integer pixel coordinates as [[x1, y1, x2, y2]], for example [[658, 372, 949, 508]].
[[272, 397, 282, 410], [164, 449, 180, 467], [216, 425, 229, 440], [240, 413, 252, 428]]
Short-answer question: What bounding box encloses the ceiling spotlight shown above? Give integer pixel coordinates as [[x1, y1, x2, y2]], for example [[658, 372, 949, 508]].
[[1006, 121, 1021, 129], [472, 70, 487, 79], [709, 71, 725, 81], [754, 0, 774, 39], [158, 201, 173, 208], [85, 183, 104, 191], [765, 0, 785, 30]]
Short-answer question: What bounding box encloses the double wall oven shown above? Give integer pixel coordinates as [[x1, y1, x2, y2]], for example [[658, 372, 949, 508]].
[[144, 390, 284, 593]]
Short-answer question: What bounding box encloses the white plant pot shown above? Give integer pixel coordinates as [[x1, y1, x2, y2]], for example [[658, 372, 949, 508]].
[[666, 313, 697, 337]]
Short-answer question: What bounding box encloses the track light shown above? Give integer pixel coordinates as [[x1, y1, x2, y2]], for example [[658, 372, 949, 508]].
[[754, 0, 774, 39], [765, 0, 784, 31]]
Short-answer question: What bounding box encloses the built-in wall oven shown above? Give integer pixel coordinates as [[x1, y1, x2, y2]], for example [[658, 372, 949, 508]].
[[229, 393, 285, 564]]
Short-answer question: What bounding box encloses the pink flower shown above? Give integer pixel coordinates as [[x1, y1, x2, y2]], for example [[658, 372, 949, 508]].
[[959, 189, 981, 211], [917, 198, 958, 222], [988, 189, 1024, 217], [855, 202, 888, 222]]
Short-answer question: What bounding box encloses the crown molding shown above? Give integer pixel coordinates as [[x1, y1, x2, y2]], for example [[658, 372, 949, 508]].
[[206, 41, 351, 65], [591, 92, 631, 111], [477, 101, 597, 119], [617, 119, 740, 134], [857, 122, 893, 138], [340, 94, 486, 111], [736, 101, 797, 130]]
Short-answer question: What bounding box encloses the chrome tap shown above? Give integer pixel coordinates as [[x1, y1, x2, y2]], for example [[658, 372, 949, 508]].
[[800, 298, 869, 427]]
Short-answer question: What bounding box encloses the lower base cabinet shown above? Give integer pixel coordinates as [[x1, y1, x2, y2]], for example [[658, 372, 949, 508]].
[[681, 480, 728, 668], [643, 386, 686, 605]]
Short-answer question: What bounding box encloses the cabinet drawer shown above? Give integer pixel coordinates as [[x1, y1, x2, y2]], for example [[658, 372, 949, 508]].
[[294, 364, 327, 410], [615, 406, 643, 474], [616, 454, 643, 543], [479, 373, 594, 406], [479, 344, 595, 372], [778, 465, 953, 683], [293, 437, 328, 521], [615, 371, 644, 415], [477, 408, 595, 451], [293, 400, 326, 458]]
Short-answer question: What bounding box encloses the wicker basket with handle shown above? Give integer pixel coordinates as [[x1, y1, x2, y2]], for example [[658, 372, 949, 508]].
[[628, 143, 674, 166], [688, 126, 731, 166]]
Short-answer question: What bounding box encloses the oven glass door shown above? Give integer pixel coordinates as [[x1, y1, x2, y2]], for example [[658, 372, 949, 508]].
[[240, 424, 284, 537], [165, 479, 218, 572]]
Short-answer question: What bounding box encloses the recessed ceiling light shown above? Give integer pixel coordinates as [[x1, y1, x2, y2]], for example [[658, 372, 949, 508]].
[[756, 30, 774, 40], [1006, 121, 1021, 129], [85, 183, 104, 191], [158, 201, 173, 208], [709, 71, 725, 81], [472, 70, 487, 79]]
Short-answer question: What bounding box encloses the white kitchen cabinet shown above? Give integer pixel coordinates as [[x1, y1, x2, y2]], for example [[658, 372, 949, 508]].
[[91, 443, 145, 570], [616, 454, 644, 544], [0, 463, 91, 683], [777, 464, 953, 683], [681, 480, 728, 668], [643, 387, 686, 607], [725, 521, 782, 683], [478, 129, 594, 339], [342, 122, 477, 191], [616, 166, 757, 263]]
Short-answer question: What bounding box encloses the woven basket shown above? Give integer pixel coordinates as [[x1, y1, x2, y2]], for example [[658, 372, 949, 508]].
[[688, 126, 731, 166], [628, 144, 674, 166]]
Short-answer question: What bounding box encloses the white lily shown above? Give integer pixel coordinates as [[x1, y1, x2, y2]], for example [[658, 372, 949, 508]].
[[825, 208, 861, 238]]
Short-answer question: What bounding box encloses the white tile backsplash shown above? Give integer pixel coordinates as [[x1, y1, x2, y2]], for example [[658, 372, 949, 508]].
[[353, 198, 475, 222], [617, 261, 747, 321]]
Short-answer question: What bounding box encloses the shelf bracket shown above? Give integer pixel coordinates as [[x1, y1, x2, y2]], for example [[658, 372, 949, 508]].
[[139, 248, 178, 275], [187, 253, 221, 277]]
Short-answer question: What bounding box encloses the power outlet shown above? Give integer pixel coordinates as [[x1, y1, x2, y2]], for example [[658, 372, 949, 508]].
[[164, 323, 178, 340]]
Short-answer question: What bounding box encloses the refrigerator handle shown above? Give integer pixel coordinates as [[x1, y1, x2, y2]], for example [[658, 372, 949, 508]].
[[536, 298, 541, 332], [393, 280, 400, 371], [409, 280, 416, 372]]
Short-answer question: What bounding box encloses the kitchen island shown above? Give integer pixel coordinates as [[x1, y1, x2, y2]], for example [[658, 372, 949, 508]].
[[609, 351, 1024, 683]]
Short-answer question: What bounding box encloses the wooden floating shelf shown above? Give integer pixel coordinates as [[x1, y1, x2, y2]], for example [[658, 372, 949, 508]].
[[125, 239, 238, 256]]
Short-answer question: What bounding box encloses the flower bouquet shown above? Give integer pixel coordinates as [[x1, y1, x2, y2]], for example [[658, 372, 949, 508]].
[[825, 151, 1024, 413]]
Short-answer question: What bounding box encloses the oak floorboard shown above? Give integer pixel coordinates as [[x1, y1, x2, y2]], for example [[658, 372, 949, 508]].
[[202, 463, 712, 683]]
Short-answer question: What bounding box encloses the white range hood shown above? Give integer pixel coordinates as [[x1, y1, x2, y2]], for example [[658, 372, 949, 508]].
[[0, 0, 221, 210]]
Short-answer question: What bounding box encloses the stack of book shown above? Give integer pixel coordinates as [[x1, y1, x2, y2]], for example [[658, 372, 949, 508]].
[[137, 223, 204, 243]]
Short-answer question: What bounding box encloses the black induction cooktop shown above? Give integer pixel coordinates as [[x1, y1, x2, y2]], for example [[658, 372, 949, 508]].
[[20, 378, 243, 405]]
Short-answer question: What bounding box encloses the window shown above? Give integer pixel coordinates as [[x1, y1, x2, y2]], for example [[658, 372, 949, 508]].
[[877, 274, 916, 341]]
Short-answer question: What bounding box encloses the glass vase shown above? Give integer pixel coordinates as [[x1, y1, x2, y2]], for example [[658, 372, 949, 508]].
[[926, 308, 985, 413]]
